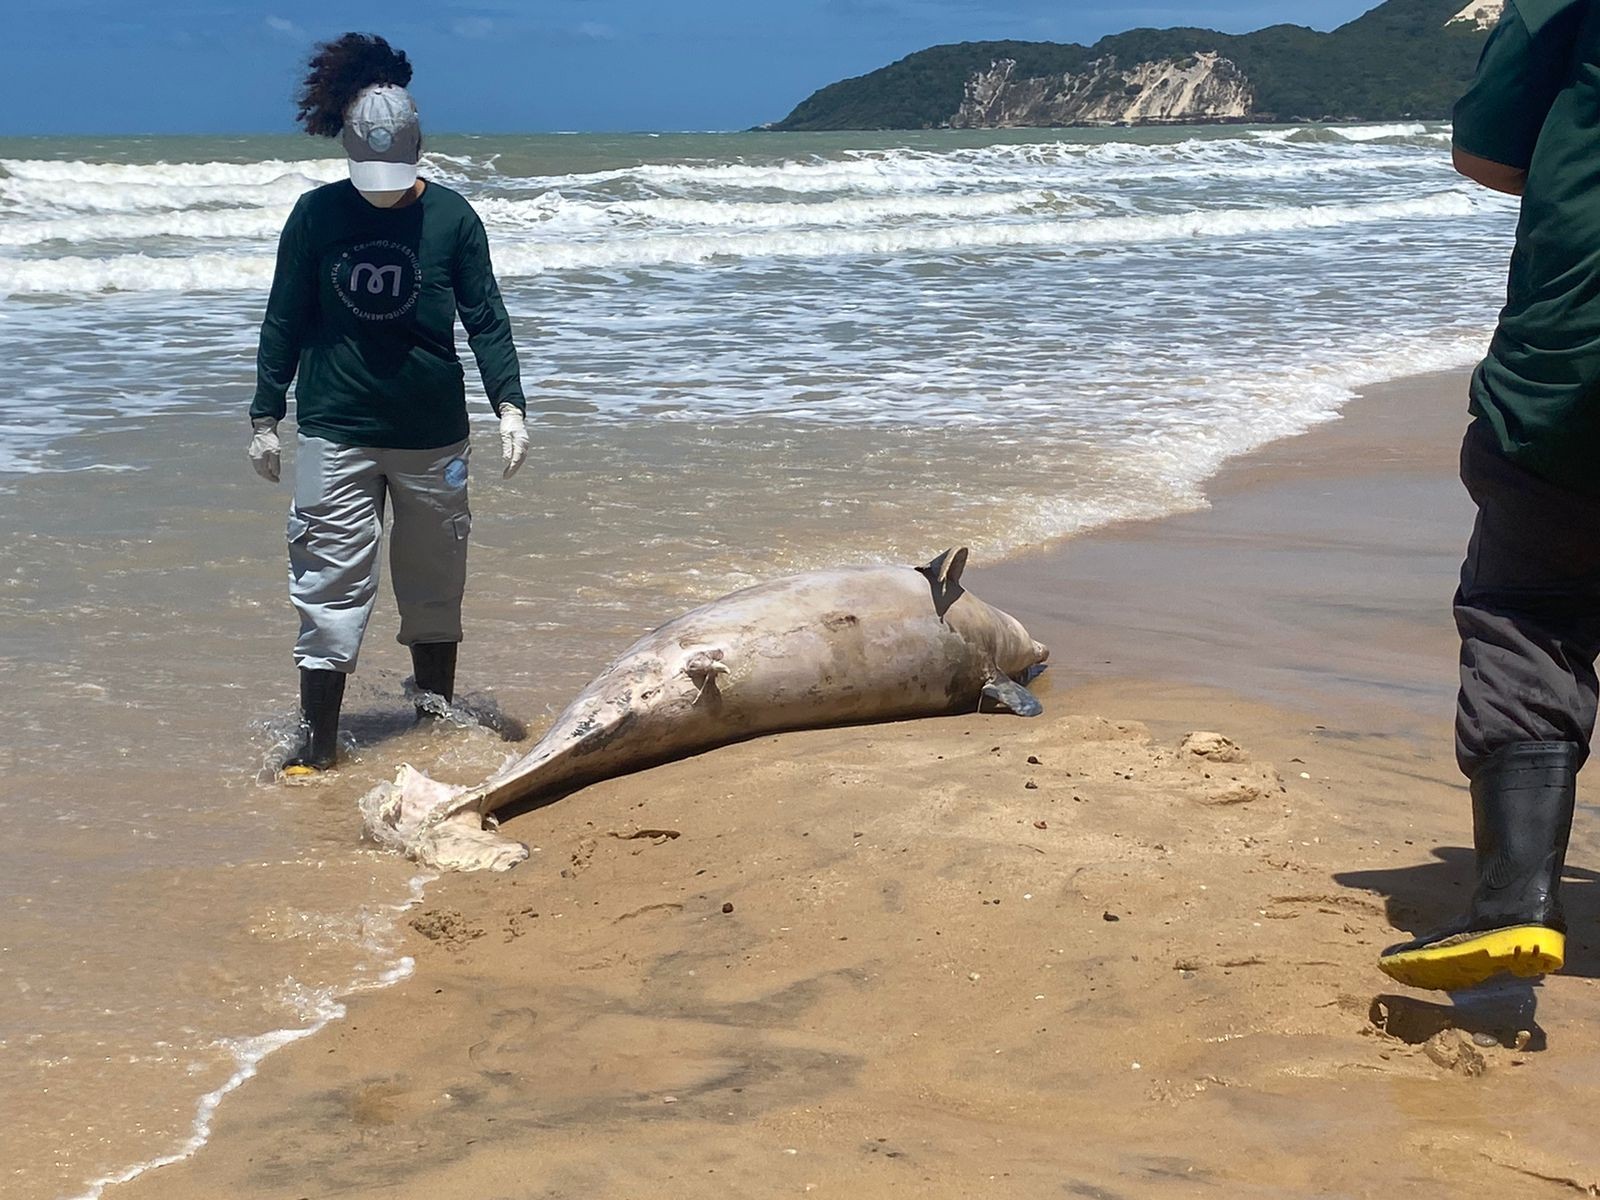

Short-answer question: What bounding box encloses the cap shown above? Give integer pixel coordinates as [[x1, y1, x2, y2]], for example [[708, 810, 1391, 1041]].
[[342, 84, 421, 191]]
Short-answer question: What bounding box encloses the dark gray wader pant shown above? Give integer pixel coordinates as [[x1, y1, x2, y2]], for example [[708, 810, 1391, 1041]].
[[288, 435, 472, 673], [1457, 420, 1600, 776]]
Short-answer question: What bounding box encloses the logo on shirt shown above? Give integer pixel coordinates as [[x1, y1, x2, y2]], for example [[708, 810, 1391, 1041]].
[[333, 240, 421, 322]]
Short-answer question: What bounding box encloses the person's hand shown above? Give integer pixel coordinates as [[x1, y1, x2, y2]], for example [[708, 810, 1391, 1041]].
[[498, 404, 529, 480], [249, 417, 281, 482]]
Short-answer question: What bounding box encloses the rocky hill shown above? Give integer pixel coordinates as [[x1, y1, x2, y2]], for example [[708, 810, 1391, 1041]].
[[769, 0, 1503, 131]]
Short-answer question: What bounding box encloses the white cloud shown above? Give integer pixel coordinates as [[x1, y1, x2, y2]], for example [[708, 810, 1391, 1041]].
[[452, 15, 495, 37], [264, 14, 305, 39], [574, 20, 615, 40]]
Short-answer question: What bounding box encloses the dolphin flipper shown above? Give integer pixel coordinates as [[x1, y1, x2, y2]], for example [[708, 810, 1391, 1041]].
[[684, 648, 729, 683], [981, 678, 1043, 718]]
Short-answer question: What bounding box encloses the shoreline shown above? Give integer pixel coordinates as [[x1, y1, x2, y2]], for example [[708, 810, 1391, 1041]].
[[987, 368, 1472, 732], [108, 369, 1600, 1199], [3, 119, 1527, 1200], [19, 367, 1483, 1200]]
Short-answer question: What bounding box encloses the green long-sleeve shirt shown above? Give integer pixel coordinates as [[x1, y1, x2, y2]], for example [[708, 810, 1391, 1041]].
[[1457, 0, 1600, 493], [250, 179, 525, 450]]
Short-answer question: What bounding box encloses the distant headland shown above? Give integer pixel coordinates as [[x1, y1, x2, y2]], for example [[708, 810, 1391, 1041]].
[[766, 0, 1501, 132]]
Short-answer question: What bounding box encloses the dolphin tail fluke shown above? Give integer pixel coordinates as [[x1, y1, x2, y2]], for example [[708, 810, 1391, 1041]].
[[918, 547, 971, 617], [359, 764, 531, 873], [918, 547, 970, 587]]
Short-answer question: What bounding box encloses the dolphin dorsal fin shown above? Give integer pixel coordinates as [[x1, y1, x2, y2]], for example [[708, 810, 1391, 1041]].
[[917, 547, 970, 617]]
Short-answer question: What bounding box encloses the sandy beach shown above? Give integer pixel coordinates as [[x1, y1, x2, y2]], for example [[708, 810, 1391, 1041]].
[[99, 370, 1600, 1199], [5, 122, 1526, 1200]]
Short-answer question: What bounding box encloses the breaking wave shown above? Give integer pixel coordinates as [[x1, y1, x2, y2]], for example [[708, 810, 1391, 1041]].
[[0, 207, 294, 247], [0, 156, 345, 186], [0, 190, 1482, 295], [0, 172, 325, 214]]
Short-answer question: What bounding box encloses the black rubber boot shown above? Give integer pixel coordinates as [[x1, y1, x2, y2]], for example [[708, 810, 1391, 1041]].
[[1378, 741, 1579, 991], [283, 668, 346, 776], [411, 642, 458, 712]]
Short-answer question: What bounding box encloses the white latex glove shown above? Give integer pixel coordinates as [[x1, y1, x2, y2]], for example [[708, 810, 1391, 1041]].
[[248, 417, 281, 482], [497, 404, 529, 480]]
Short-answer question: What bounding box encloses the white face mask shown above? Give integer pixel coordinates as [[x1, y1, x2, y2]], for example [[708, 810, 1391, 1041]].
[[358, 187, 408, 208]]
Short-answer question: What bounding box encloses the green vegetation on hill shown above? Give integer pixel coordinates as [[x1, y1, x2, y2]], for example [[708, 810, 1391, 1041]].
[[770, 0, 1489, 131]]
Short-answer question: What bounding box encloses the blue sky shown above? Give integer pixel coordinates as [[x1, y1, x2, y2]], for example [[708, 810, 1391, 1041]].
[[5, 1, 1385, 134]]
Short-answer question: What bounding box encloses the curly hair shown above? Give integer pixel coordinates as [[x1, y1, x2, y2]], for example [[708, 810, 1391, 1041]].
[[294, 33, 413, 137]]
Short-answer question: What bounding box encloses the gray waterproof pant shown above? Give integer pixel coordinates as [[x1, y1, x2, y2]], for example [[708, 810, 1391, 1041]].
[[1456, 421, 1600, 775], [288, 435, 471, 673]]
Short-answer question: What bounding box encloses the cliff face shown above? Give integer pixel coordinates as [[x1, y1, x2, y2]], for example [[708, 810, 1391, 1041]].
[[951, 52, 1254, 129], [1447, 1, 1504, 29]]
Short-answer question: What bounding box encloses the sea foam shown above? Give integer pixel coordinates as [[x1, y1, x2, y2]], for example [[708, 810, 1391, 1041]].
[[64, 873, 433, 1200], [0, 191, 1483, 295]]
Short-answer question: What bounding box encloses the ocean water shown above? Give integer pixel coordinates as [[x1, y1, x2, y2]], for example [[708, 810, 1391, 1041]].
[[0, 125, 1514, 1198]]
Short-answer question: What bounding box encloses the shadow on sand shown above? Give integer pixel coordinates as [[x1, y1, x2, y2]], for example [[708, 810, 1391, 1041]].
[[1336, 848, 1600, 1050]]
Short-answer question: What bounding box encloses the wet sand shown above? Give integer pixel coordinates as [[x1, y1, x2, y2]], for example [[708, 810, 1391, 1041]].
[[114, 372, 1600, 1199]]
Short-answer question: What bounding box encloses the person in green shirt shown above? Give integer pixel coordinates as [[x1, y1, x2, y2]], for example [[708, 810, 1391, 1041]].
[[1378, 0, 1598, 992], [247, 34, 531, 777]]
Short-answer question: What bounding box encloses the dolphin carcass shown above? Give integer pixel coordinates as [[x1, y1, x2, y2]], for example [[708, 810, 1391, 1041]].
[[360, 549, 1050, 872]]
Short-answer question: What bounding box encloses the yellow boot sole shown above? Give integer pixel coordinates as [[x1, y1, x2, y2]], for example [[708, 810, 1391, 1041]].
[[281, 764, 324, 780], [1378, 925, 1564, 992]]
